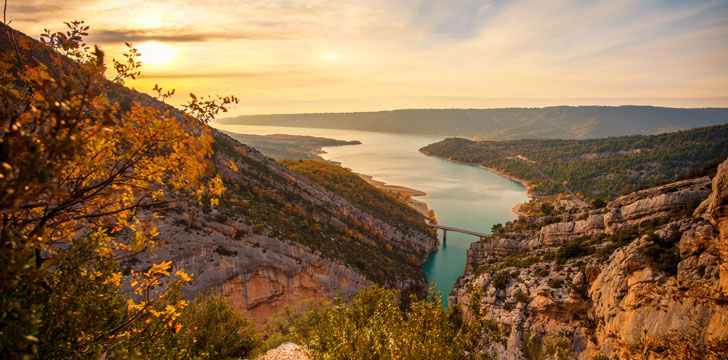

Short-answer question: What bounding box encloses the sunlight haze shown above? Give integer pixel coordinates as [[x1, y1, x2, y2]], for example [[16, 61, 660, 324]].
[[10, 0, 728, 115]]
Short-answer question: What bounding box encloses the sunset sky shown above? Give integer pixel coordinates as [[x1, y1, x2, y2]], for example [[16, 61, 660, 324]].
[[9, 0, 728, 115]]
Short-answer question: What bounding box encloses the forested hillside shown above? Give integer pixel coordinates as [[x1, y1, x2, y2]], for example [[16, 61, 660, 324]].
[[420, 124, 728, 200], [219, 106, 728, 139], [280, 160, 432, 236]]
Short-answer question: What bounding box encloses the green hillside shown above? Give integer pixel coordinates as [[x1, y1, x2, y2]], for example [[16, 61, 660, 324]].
[[280, 160, 432, 235], [420, 124, 728, 200]]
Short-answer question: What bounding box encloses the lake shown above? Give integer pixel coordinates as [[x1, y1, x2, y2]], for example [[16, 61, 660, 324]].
[[211, 123, 529, 305]]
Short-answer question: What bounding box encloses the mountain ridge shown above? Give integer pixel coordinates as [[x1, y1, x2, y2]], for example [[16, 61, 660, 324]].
[[218, 106, 728, 139]]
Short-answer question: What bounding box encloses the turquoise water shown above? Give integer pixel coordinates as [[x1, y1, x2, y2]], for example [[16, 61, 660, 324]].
[[211, 123, 528, 305]]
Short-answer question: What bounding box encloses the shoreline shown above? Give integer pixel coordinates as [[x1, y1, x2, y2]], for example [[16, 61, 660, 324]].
[[420, 151, 534, 216], [355, 173, 432, 217]]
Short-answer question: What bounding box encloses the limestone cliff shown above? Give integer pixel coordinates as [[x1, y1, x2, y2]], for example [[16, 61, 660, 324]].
[[452, 159, 728, 359]]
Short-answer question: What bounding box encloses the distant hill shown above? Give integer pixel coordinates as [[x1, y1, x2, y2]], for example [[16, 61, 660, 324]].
[[420, 123, 728, 200], [220, 131, 360, 160], [218, 106, 728, 139]]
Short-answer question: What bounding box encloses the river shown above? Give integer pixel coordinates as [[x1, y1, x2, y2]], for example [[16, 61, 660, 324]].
[[211, 123, 529, 305]]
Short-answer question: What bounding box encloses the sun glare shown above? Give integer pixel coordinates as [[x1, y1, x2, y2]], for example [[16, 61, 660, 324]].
[[137, 41, 176, 66]]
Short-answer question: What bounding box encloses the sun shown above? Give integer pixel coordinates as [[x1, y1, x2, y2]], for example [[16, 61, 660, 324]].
[[136, 41, 176, 66]]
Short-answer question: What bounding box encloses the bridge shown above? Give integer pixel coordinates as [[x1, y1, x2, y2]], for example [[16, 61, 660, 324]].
[[427, 223, 489, 241]]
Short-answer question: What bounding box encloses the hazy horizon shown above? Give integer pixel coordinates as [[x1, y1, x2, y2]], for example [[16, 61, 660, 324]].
[[216, 98, 728, 117], [11, 0, 728, 115]]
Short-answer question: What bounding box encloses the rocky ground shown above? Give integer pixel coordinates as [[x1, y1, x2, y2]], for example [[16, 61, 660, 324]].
[[451, 159, 728, 359]]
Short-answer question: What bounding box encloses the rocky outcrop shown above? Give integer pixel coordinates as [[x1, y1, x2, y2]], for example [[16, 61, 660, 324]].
[[708, 160, 728, 295], [257, 342, 310, 360], [533, 214, 605, 247], [588, 227, 727, 357], [607, 177, 711, 226], [126, 205, 371, 326], [465, 237, 527, 273], [452, 159, 728, 359]]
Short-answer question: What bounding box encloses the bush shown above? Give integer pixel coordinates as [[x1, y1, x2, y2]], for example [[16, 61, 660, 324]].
[[251, 223, 267, 235], [555, 241, 594, 264], [214, 213, 228, 223], [175, 292, 261, 359], [590, 198, 607, 208], [264, 284, 497, 359], [548, 278, 565, 289], [262, 298, 332, 350], [641, 233, 681, 276], [491, 223, 505, 235], [214, 245, 238, 257], [492, 271, 511, 290], [521, 337, 544, 360], [514, 291, 530, 303]]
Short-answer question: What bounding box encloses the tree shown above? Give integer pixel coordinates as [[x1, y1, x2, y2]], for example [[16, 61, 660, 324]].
[[0, 20, 238, 358]]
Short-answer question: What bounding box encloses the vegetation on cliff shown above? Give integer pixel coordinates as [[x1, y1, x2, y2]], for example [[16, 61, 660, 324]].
[[280, 159, 432, 235], [421, 125, 728, 200]]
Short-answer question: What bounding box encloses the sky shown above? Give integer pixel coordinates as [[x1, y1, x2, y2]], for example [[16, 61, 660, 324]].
[[8, 0, 728, 115]]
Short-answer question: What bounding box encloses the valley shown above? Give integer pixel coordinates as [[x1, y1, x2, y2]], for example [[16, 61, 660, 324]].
[[4, 11, 728, 359], [211, 123, 529, 305]]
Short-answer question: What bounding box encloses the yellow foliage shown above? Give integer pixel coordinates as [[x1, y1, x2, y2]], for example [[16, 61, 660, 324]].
[[0, 23, 239, 356]]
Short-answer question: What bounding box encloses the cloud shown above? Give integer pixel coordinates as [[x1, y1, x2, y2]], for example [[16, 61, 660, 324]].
[[140, 70, 303, 79], [90, 27, 291, 44], [10, 0, 728, 114]]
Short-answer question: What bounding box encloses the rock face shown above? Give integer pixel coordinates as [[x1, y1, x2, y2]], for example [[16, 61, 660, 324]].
[[131, 207, 370, 325], [451, 160, 728, 359], [708, 160, 728, 295]]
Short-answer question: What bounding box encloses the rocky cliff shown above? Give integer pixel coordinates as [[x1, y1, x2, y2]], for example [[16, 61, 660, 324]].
[[452, 159, 728, 359], [120, 124, 437, 325], [102, 64, 438, 327], [2, 23, 438, 331]]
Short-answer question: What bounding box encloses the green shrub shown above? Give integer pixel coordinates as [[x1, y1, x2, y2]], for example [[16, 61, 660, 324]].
[[514, 291, 530, 303], [641, 233, 681, 276], [492, 271, 511, 291], [521, 337, 544, 360], [555, 241, 594, 264], [491, 223, 505, 235], [175, 292, 261, 359], [251, 223, 267, 235], [548, 278, 564, 289], [265, 284, 498, 359], [590, 198, 607, 208], [214, 245, 238, 257]]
